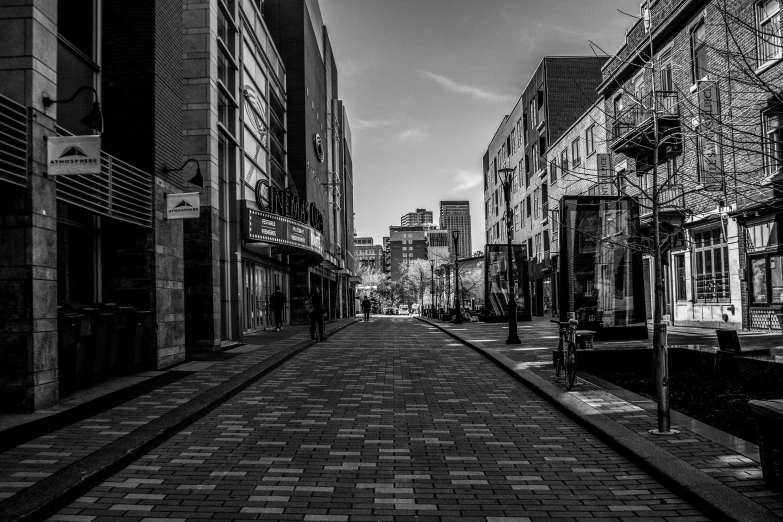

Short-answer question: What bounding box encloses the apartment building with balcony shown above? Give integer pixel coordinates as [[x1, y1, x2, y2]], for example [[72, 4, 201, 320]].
[[598, 0, 783, 330], [483, 56, 607, 317], [355, 236, 384, 269]]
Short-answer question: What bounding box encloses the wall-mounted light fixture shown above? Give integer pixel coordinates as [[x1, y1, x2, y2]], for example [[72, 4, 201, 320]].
[[43, 86, 104, 133], [163, 159, 204, 188]]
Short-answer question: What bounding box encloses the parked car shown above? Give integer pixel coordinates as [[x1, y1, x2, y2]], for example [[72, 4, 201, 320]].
[[411, 303, 420, 315], [385, 308, 397, 315], [398, 305, 410, 315]]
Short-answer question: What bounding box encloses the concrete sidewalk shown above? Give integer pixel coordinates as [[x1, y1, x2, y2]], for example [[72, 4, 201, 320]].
[[0, 318, 359, 522], [418, 316, 783, 521]]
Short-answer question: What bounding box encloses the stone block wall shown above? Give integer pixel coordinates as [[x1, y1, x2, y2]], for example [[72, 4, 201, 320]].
[[0, 0, 59, 411]]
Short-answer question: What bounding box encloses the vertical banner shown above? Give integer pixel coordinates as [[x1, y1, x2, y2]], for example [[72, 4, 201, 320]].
[[697, 82, 724, 191], [47, 136, 101, 176], [166, 192, 201, 219], [596, 153, 613, 196]]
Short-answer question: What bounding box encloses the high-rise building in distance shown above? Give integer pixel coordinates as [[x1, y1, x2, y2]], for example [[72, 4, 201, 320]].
[[440, 201, 472, 259], [401, 208, 434, 227]]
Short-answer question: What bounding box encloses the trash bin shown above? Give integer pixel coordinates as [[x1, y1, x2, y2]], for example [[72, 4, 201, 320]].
[[91, 311, 115, 381], [57, 311, 83, 397], [575, 331, 595, 351], [748, 399, 783, 492], [129, 309, 151, 370]]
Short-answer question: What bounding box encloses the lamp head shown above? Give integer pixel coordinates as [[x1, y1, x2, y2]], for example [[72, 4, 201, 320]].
[[498, 167, 515, 183], [79, 101, 104, 133], [188, 165, 204, 188], [451, 229, 460, 241]]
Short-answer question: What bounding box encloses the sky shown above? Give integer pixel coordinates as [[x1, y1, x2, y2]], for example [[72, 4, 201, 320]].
[[319, 0, 642, 253]]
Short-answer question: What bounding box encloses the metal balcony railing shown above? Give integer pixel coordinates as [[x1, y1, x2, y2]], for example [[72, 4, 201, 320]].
[[612, 91, 679, 140], [0, 93, 28, 188], [56, 152, 153, 228], [638, 184, 685, 216]]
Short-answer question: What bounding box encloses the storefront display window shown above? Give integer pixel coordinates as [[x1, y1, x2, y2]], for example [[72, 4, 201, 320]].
[[484, 244, 527, 316], [692, 227, 730, 302], [751, 254, 783, 304], [560, 197, 645, 329]]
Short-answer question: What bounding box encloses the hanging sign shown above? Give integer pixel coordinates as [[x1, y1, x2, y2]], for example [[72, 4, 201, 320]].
[[254, 180, 324, 233], [244, 208, 324, 258], [165, 192, 200, 220], [596, 153, 613, 196], [697, 82, 724, 191], [47, 135, 101, 176]]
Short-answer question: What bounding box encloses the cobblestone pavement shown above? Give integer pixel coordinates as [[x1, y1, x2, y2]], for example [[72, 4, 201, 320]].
[[0, 321, 351, 506], [49, 317, 706, 521], [420, 318, 783, 517]]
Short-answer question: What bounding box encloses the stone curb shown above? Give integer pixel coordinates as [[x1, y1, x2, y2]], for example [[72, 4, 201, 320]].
[[1, 319, 359, 522], [417, 317, 781, 522]]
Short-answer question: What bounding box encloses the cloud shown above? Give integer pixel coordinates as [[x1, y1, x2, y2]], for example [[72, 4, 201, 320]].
[[531, 20, 605, 41], [453, 170, 483, 192], [352, 118, 394, 131], [421, 71, 515, 104], [398, 128, 428, 144], [339, 57, 379, 78]]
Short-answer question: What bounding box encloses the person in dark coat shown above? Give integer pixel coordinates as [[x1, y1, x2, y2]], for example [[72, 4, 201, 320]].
[[308, 285, 326, 342], [271, 285, 287, 331], [361, 296, 372, 322]]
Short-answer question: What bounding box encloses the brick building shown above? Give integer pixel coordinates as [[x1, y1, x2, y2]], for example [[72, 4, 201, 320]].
[[388, 226, 428, 281], [483, 56, 607, 317], [354, 236, 384, 269], [598, 0, 783, 330]]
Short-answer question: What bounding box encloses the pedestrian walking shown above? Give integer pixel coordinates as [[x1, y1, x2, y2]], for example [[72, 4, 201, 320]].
[[361, 295, 372, 322], [271, 285, 287, 331], [307, 285, 326, 342]]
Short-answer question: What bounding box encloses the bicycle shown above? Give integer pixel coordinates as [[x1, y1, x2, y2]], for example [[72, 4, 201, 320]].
[[552, 317, 579, 390]]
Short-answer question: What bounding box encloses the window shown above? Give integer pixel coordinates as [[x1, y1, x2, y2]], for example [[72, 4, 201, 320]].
[[544, 230, 550, 252], [586, 125, 595, 156], [758, 0, 782, 63], [551, 209, 559, 249], [616, 168, 627, 194], [613, 95, 624, 119], [532, 143, 539, 172], [692, 227, 730, 302], [692, 21, 708, 81], [515, 204, 520, 230], [523, 113, 529, 144], [550, 159, 558, 184], [517, 119, 523, 147], [633, 73, 646, 104], [533, 188, 541, 219], [675, 254, 687, 301], [560, 149, 568, 176], [520, 200, 526, 227], [751, 254, 783, 303], [511, 130, 516, 154], [763, 111, 783, 179], [571, 138, 581, 166], [526, 195, 532, 218], [527, 238, 533, 260]]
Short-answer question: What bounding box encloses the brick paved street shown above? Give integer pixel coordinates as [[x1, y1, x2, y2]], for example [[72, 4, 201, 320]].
[[46, 317, 707, 521]]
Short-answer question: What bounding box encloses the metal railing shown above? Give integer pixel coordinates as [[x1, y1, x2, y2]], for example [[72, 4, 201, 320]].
[[638, 184, 685, 216], [612, 91, 679, 140], [56, 152, 152, 228], [0, 93, 28, 188]]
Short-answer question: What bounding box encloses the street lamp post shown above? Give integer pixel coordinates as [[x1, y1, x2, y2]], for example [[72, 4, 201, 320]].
[[498, 167, 521, 344], [452, 230, 462, 324], [430, 260, 435, 319]]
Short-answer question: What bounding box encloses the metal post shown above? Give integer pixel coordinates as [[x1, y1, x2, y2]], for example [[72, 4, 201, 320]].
[[430, 261, 435, 319], [453, 231, 462, 324], [502, 174, 521, 344]]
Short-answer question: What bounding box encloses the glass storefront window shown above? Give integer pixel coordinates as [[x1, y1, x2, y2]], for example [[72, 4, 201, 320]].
[[561, 198, 644, 327], [772, 255, 783, 303], [752, 257, 768, 303]]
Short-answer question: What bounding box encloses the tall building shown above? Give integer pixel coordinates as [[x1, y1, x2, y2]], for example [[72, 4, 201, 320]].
[[388, 226, 428, 280], [401, 208, 434, 227], [425, 229, 450, 267], [483, 56, 607, 318], [440, 201, 472, 259], [263, 0, 357, 322]]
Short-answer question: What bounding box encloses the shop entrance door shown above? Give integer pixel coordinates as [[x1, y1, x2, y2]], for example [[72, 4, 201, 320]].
[[244, 261, 272, 332]]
